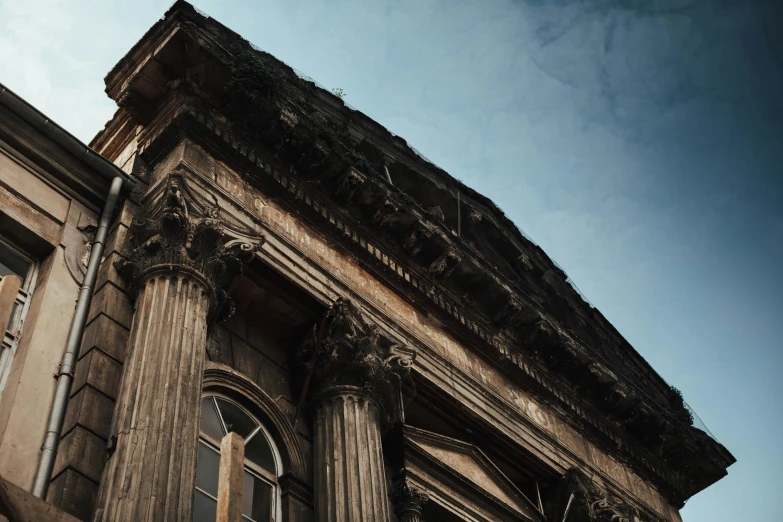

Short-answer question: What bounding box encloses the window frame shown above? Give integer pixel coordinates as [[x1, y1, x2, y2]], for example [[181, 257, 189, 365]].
[[195, 392, 284, 522], [0, 237, 38, 398]]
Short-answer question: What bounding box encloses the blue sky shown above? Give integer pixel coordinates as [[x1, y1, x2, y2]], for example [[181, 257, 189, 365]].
[[1, 0, 780, 520]]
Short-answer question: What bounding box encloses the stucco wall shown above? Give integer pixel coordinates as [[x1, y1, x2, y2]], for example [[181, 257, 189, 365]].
[[0, 142, 98, 491]]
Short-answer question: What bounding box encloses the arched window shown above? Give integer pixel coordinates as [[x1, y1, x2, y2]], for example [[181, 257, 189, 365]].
[[193, 394, 283, 522]]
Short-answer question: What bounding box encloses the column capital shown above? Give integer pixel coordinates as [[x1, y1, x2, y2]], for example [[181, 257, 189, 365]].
[[116, 170, 264, 321], [392, 478, 429, 519], [564, 468, 641, 522], [297, 298, 414, 427]]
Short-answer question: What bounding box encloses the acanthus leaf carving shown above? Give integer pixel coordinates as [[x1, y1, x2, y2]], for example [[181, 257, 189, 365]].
[[564, 468, 649, 522], [494, 292, 540, 330], [115, 170, 264, 321], [392, 476, 429, 517], [372, 195, 400, 228], [296, 298, 415, 429]]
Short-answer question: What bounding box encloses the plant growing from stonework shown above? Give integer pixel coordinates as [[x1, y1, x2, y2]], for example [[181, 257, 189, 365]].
[[331, 87, 346, 99], [667, 385, 694, 426], [228, 51, 280, 100]]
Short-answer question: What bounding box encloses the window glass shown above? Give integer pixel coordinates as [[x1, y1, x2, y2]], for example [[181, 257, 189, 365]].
[[196, 442, 220, 497], [244, 433, 276, 474], [196, 394, 280, 522], [0, 244, 30, 284], [5, 301, 19, 332], [200, 398, 224, 441], [193, 490, 217, 522], [243, 471, 272, 522], [216, 397, 258, 439]]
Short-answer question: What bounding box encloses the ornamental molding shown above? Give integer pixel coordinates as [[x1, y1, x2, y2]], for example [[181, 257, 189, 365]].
[[399, 426, 546, 522], [203, 362, 308, 480], [116, 169, 264, 321]]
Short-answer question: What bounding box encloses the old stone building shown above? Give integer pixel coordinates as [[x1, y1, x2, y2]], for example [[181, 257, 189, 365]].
[[0, 2, 734, 521]]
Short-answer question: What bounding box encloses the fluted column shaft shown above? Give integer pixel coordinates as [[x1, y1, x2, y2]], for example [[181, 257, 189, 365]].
[[314, 386, 391, 522], [398, 512, 422, 522], [94, 270, 212, 522]]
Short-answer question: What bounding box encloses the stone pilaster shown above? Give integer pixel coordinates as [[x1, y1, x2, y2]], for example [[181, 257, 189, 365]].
[[298, 298, 414, 522], [392, 478, 429, 522], [92, 171, 263, 521]]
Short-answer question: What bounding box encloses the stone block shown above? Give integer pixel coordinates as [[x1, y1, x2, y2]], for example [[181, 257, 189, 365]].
[[47, 468, 98, 521], [110, 200, 139, 230], [104, 221, 129, 256], [230, 335, 261, 382], [72, 349, 123, 400], [87, 283, 133, 330], [222, 312, 247, 340], [280, 482, 314, 522], [247, 322, 288, 369], [80, 314, 129, 364], [52, 426, 107, 483], [206, 324, 232, 366], [254, 353, 291, 402], [94, 252, 128, 294], [63, 386, 115, 439]]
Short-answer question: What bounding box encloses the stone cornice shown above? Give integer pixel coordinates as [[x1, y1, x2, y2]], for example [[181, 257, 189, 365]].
[[134, 100, 707, 503], [99, 1, 734, 503]]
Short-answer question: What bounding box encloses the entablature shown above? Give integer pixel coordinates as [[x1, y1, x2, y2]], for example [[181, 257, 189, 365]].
[[96, 0, 734, 505]]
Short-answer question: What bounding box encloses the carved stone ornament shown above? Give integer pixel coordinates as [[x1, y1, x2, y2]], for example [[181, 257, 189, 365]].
[[563, 468, 647, 522], [296, 298, 414, 426], [403, 221, 433, 256], [392, 478, 429, 517], [116, 170, 265, 321], [428, 247, 462, 279]]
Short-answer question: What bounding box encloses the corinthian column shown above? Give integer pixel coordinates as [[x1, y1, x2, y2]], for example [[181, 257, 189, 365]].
[[297, 299, 413, 522], [392, 478, 429, 522], [93, 172, 263, 522]]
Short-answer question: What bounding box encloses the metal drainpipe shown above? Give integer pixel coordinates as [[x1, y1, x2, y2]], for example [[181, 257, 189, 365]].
[[31, 176, 125, 499]]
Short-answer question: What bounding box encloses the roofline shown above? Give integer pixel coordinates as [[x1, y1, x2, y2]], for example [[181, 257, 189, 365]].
[[0, 82, 136, 192]]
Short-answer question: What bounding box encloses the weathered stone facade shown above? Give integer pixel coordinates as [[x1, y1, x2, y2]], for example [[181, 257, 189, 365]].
[[0, 1, 734, 521]]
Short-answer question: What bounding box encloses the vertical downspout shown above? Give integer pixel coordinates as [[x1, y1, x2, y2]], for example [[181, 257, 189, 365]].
[[31, 176, 125, 499]]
